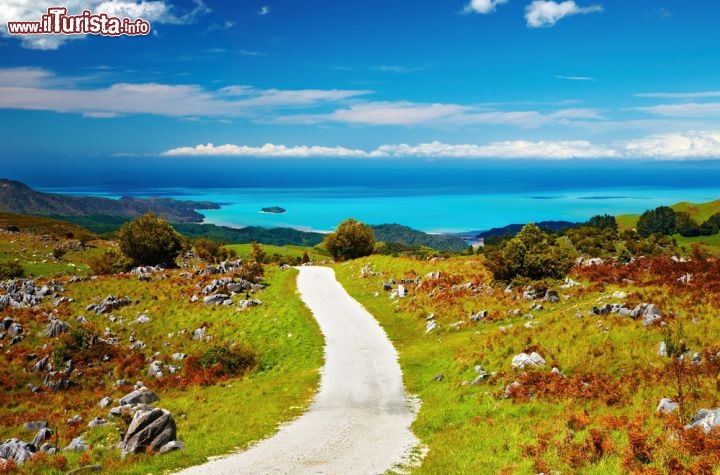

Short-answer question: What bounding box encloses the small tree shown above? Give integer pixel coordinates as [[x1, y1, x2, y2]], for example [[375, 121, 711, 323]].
[[301, 251, 310, 264], [117, 213, 185, 267], [324, 218, 375, 261], [195, 238, 236, 263], [250, 242, 268, 264]]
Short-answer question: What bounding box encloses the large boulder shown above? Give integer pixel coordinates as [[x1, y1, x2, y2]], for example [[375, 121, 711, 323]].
[[120, 407, 177, 457]]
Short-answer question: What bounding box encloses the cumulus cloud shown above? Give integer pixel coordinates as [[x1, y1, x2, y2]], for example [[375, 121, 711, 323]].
[[463, 0, 509, 14], [163, 132, 720, 160], [0, 0, 210, 49], [162, 143, 368, 157], [0, 67, 370, 117], [162, 139, 618, 159], [525, 1, 602, 28], [623, 131, 720, 159]]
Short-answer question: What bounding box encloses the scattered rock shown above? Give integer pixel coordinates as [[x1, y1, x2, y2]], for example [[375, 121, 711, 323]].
[[504, 381, 521, 398], [433, 374, 444, 382], [192, 327, 206, 341], [239, 299, 262, 310], [159, 440, 186, 454], [511, 352, 546, 369], [32, 428, 52, 446], [687, 409, 720, 433], [93, 295, 132, 314], [148, 361, 163, 379], [98, 396, 113, 408], [88, 417, 107, 428], [469, 310, 487, 322], [0, 438, 35, 465], [119, 387, 160, 406], [43, 318, 70, 338], [63, 436, 89, 453], [134, 315, 150, 324], [658, 341, 668, 357], [203, 294, 228, 306], [657, 398, 679, 414], [425, 321, 437, 333]]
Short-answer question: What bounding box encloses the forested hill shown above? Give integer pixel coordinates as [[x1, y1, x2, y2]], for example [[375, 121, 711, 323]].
[[371, 224, 468, 252], [0, 179, 219, 223]]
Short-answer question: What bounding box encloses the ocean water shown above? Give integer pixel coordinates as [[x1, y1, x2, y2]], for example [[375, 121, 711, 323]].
[[18, 158, 720, 233]]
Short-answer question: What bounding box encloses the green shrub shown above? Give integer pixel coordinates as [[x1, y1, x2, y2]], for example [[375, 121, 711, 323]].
[[196, 345, 257, 377], [0, 261, 25, 279], [485, 223, 574, 283], [324, 218, 375, 261], [88, 248, 132, 275], [117, 213, 185, 267]]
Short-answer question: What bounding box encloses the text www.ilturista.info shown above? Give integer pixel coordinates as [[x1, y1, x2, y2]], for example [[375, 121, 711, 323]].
[[6, 7, 150, 36]]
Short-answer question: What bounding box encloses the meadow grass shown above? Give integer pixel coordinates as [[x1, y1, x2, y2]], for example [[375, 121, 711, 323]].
[[226, 243, 328, 263], [0, 233, 324, 474], [334, 255, 720, 473]]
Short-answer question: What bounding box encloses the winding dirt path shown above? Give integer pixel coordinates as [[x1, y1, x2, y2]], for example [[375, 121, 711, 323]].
[[176, 266, 419, 474]]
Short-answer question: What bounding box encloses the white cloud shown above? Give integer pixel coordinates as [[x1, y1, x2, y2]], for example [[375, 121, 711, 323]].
[[463, 0, 509, 14], [373, 140, 617, 159], [0, 0, 210, 49], [635, 91, 720, 99], [259, 5, 271, 16], [161, 139, 617, 159], [326, 101, 471, 126], [634, 102, 720, 118], [525, 1, 602, 28], [623, 131, 720, 159], [0, 67, 370, 117], [163, 132, 720, 160], [556, 75, 594, 81], [162, 143, 368, 157], [279, 101, 605, 127]]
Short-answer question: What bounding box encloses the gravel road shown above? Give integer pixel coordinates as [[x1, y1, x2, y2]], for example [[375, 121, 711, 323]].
[[175, 265, 419, 474]]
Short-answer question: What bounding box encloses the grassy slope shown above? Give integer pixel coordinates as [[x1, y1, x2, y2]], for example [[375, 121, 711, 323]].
[[334, 255, 720, 473], [227, 243, 329, 263], [617, 198, 720, 231], [0, 233, 324, 474]]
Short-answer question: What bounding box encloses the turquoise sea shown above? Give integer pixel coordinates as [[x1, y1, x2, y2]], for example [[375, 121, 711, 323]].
[[19, 158, 720, 233]]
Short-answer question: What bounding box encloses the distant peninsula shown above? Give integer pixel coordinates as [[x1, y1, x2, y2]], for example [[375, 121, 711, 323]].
[[261, 206, 287, 214], [0, 179, 219, 223]]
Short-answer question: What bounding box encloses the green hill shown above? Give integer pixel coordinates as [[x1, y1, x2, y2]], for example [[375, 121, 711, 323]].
[[617, 198, 720, 231]]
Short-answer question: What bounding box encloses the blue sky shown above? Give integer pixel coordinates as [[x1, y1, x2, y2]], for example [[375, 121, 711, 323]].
[[2, 0, 720, 162]]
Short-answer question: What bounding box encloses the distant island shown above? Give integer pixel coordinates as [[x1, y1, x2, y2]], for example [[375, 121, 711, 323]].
[[261, 206, 287, 214]]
